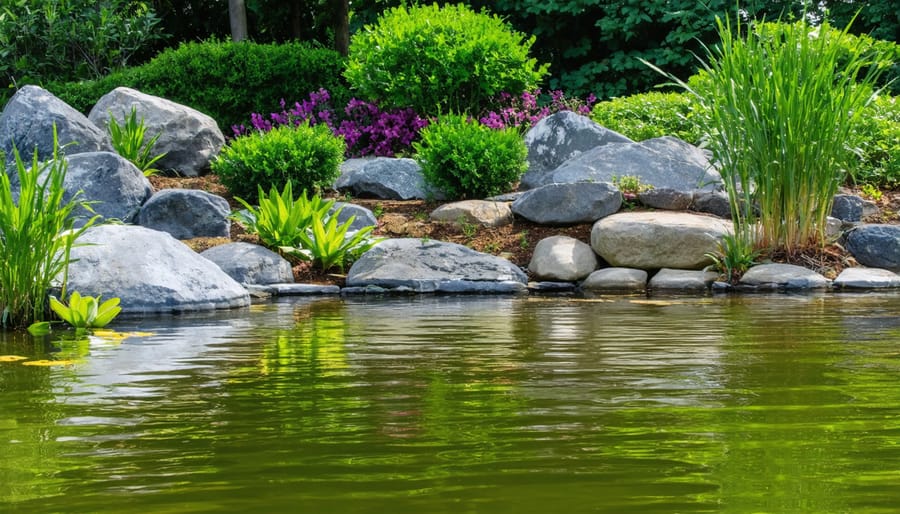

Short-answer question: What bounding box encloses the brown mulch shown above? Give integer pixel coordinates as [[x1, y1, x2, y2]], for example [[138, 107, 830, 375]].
[[148, 174, 900, 287]]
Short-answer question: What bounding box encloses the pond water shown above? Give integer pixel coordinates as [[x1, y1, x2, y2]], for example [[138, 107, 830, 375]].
[[2, 293, 900, 513]]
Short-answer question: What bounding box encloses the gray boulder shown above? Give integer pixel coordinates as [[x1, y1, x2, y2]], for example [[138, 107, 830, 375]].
[[833, 267, 900, 289], [523, 111, 632, 176], [580, 267, 648, 292], [739, 263, 831, 289], [330, 202, 378, 231], [521, 136, 721, 193], [88, 87, 225, 177], [831, 194, 865, 222], [512, 182, 622, 225], [591, 211, 731, 270], [649, 268, 719, 292], [65, 224, 250, 313], [691, 190, 732, 218], [138, 188, 231, 239], [637, 188, 693, 211], [845, 224, 900, 271], [528, 235, 598, 281], [346, 238, 527, 293], [430, 200, 513, 228], [334, 157, 440, 200], [201, 242, 294, 285], [63, 151, 153, 226], [1, 85, 113, 170]]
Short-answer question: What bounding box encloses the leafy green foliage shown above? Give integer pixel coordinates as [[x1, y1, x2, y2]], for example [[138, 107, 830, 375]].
[[231, 182, 334, 250], [345, 3, 547, 116], [590, 92, 703, 144], [212, 123, 345, 204], [48, 291, 122, 331], [414, 115, 528, 200], [0, 129, 98, 329], [292, 214, 381, 273], [657, 16, 888, 254], [0, 0, 165, 104], [848, 95, 900, 188], [47, 40, 350, 131], [107, 107, 167, 176]]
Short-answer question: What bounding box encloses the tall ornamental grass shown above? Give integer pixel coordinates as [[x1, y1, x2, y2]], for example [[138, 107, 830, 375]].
[[0, 134, 97, 329], [649, 16, 887, 254]]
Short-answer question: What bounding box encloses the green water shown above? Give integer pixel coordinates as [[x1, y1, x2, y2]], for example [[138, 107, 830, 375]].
[[1, 294, 899, 513]]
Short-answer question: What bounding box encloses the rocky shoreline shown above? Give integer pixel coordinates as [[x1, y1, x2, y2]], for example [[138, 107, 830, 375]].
[[2, 86, 898, 315]]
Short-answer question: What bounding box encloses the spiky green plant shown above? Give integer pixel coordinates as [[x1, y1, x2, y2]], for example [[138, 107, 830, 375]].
[[0, 130, 98, 329], [231, 182, 335, 251], [107, 107, 167, 176], [644, 16, 888, 255], [292, 212, 382, 273]]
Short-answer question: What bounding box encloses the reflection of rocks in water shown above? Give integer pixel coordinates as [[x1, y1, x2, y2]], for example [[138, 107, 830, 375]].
[[842, 314, 900, 341]]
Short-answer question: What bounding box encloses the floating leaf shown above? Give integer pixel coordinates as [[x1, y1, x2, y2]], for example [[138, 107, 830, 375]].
[[0, 355, 29, 362], [21, 359, 77, 366], [27, 321, 52, 336]]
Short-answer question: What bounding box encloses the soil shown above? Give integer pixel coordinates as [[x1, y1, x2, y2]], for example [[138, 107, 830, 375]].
[[148, 174, 900, 286]]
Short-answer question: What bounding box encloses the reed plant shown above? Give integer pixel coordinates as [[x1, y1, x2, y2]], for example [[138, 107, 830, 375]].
[[646, 16, 887, 255], [107, 107, 167, 176], [0, 131, 98, 329]]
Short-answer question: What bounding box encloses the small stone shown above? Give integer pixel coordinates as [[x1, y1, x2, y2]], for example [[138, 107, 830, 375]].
[[580, 267, 648, 292], [529, 235, 598, 281], [833, 268, 900, 289], [648, 268, 718, 292], [739, 263, 830, 289]]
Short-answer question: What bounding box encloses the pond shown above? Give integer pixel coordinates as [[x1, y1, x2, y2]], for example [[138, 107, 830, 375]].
[[2, 293, 900, 513]]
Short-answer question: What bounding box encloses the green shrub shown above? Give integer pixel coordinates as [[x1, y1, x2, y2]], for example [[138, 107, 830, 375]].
[[849, 95, 900, 188], [414, 115, 527, 199], [590, 91, 703, 144], [212, 123, 345, 203], [345, 3, 547, 116], [0, 131, 97, 329], [47, 40, 350, 131], [292, 215, 381, 273]]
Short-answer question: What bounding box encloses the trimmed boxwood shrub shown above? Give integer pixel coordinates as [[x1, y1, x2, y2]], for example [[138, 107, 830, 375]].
[[345, 4, 548, 117], [47, 40, 350, 131], [414, 115, 527, 199], [211, 123, 346, 203], [590, 91, 703, 144]]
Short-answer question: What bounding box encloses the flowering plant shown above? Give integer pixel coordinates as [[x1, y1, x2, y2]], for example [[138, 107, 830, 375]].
[[479, 89, 597, 131], [232, 89, 428, 158]]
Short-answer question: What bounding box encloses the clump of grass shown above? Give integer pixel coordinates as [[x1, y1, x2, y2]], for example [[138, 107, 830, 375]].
[[645, 15, 888, 255], [0, 130, 98, 329], [107, 107, 167, 176]]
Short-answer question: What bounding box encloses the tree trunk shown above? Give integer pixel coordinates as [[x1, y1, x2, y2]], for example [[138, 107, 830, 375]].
[[229, 0, 248, 42], [333, 0, 349, 56]]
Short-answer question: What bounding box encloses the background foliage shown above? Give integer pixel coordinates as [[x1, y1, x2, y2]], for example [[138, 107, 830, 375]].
[[47, 40, 349, 131]]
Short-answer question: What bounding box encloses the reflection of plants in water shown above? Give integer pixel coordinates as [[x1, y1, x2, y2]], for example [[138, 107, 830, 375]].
[[258, 300, 348, 377]]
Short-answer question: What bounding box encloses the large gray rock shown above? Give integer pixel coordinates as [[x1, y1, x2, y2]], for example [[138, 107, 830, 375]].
[[591, 211, 732, 270], [523, 111, 632, 176], [88, 87, 225, 177], [430, 200, 513, 228], [521, 136, 721, 193], [65, 224, 250, 313], [845, 224, 900, 271], [581, 267, 648, 292], [833, 267, 900, 289], [528, 235, 598, 281], [201, 242, 294, 285], [1, 85, 113, 170], [63, 151, 153, 226], [138, 188, 231, 239], [739, 263, 831, 289], [511, 182, 622, 225], [691, 190, 732, 218], [334, 157, 440, 200], [346, 238, 527, 293]]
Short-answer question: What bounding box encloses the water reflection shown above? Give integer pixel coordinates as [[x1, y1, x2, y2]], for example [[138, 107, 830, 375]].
[[0, 293, 898, 513]]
